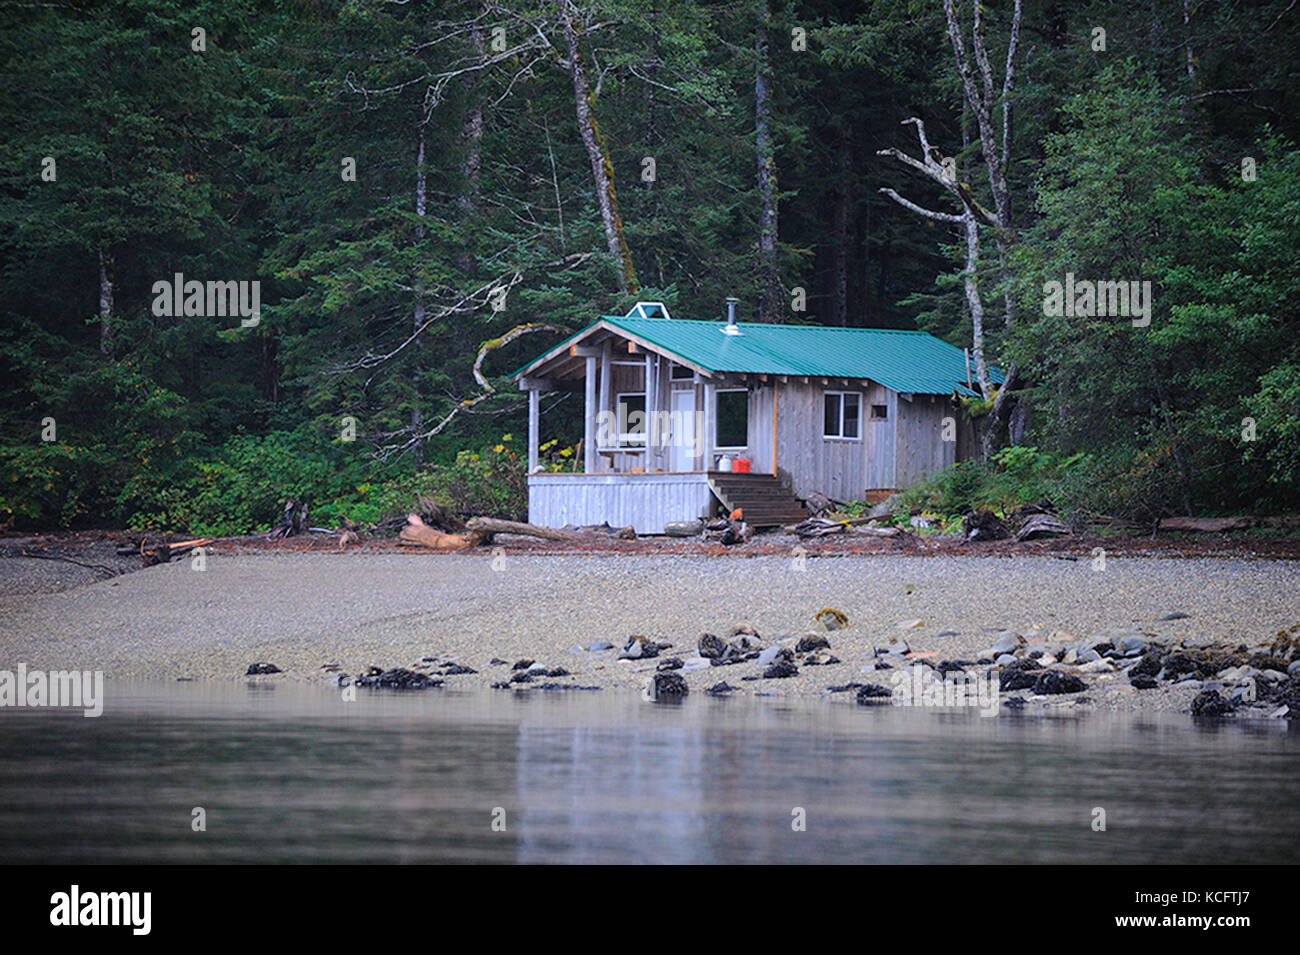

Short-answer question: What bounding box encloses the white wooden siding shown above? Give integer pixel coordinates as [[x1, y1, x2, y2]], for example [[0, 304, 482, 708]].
[[529, 472, 715, 534]]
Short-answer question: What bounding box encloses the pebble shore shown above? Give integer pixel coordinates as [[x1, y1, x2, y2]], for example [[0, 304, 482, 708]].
[[1, 550, 1296, 714]]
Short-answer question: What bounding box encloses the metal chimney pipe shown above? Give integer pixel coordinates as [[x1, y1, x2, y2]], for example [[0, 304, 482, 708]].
[[725, 296, 739, 327]]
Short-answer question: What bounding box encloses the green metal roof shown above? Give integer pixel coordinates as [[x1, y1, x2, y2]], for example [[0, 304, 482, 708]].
[[515, 314, 1001, 397]]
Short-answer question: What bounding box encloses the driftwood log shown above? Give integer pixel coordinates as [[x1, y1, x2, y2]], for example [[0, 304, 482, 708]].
[[268, 499, 309, 539], [1158, 516, 1254, 533], [399, 514, 635, 549], [792, 517, 901, 539]]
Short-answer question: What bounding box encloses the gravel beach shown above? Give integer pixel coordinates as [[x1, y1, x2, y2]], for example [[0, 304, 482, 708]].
[[0, 549, 1296, 713]]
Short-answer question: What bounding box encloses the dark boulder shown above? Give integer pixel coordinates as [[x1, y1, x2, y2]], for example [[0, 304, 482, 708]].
[[999, 660, 1043, 692], [355, 668, 443, 689], [650, 672, 689, 698], [1033, 671, 1087, 695], [856, 684, 893, 704], [1191, 689, 1235, 717], [795, 634, 831, 653], [763, 661, 799, 679], [245, 662, 282, 675], [1130, 652, 1165, 678], [698, 633, 727, 658]]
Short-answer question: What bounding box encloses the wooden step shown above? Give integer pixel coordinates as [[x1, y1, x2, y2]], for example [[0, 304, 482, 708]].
[[707, 472, 808, 528]]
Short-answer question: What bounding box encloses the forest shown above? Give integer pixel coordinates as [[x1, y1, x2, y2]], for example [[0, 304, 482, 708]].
[[1, 0, 1297, 534]]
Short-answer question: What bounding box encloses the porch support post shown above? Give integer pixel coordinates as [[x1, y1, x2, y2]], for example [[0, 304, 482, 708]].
[[584, 355, 597, 473], [644, 352, 656, 470], [599, 342, 611, 453], [528, 387, 540, 473], [702, 380, 715, 471]]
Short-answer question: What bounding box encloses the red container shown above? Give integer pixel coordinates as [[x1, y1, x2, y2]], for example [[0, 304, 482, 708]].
[[733, 458, 751, 473]]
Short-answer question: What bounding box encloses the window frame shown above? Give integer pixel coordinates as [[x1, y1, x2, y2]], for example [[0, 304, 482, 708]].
[[823, 390, 863, 441], [713, 388, 749, 450], [615, 392, 648, 448]]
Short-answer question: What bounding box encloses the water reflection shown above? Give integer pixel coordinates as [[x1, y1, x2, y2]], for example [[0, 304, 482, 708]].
[[0, 681, 1295, 864]]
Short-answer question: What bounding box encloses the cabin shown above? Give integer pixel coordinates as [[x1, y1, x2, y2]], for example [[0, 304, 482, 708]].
[[511, 301, 997, 534]]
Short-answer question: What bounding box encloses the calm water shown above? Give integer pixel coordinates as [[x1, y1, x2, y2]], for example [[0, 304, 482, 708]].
[[1, 681, 1297, 864]]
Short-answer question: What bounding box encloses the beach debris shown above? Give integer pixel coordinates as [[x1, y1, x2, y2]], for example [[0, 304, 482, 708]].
[[757, 645, 793, 666], [400, 514, 634, 549], [815, 608, 848, 631], [245, 662, 282, 675], [511, 659, 535, 670], [657, 658, 684, 671], [702, 510, 751, 546], [705, 681, 739, 695], [130, 536, 215, 567], [619, 634, 669, 660], [664, 520, 704, 537], [1159, 516, 1254, 533], [1015, 512, 1071, 540], [399, 513, 475, 549], [962, 510, 1010, 542]]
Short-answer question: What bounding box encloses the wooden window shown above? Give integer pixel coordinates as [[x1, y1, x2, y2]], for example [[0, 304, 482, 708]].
[[669, 362, 693, 380], [715, 389, 748, 448], [616, 393, 646, 447], [824, 392, 862, 439], [871, 403, 888, 420]]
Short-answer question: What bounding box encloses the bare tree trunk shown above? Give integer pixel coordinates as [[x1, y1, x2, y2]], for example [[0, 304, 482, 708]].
[[97, 247, 114, 358], [412, 119, 428, 464], [754, 0, 779, 322], [942, 0, 1023, 445], [459, 16, 484, 221], [561, 2, 638, 292], [832, 130, 850, 327], [645, 0, 658, 184]]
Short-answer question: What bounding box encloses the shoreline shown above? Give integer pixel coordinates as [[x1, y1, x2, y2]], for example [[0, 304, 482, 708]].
[[1, 550, 1296, 717]]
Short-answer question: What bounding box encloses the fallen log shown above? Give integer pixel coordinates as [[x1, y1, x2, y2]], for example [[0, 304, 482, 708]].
[[399, 514, 476, 549], [1159, 516, 1254, 533], [1015, 513, 1071, 540], [465, 517, 578, 543], [400, 514, 638, 549], [853, 524, 903, 538]]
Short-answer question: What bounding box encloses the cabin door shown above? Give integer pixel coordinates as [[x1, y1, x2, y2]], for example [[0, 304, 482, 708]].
[[669, 389, 696, 472]]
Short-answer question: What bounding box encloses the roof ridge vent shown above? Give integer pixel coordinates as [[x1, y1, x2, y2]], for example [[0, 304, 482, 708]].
[[626, 301, 671, 320]]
